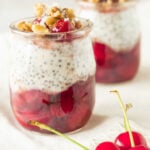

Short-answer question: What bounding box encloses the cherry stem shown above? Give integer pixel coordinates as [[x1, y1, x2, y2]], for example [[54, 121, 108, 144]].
[[29, 120, 89, 150], [110, 90, 135, 148]]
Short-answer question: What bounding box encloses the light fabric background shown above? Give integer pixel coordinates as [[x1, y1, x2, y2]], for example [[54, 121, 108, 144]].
[[0, 0, 150, 149]]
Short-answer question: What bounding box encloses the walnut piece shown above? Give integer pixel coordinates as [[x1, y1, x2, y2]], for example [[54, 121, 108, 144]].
[[47, 6, 62, 18], [83, 0, 128, 3], [32, 24, 50, 34], [16, 21, 32, 32], [34, 3, 46, 17]]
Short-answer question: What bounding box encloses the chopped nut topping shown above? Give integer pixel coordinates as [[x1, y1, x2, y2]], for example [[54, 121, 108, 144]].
[[83, 0, 128, 3], [16, 21, 32, 32], [62, 8, 75, 19], [47, 6, 62, 18], [45, 16, 57, 26], [75, 21, 82, 29], [32, 24, 50, 34], [81, 0, 130, 11], [15, 4, 81, 34], [34, 3, 46, 17]]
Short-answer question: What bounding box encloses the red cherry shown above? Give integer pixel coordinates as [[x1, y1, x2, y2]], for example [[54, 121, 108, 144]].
[[33, 17, 41, 24], [92, 42, 106, 65], [129, 145, 149, 150], [67, 103, 91, 131], [12, 90, 50, 114], [96, 141, 120, 150], [60, 87, 74, 113], [52, 19, 74, 33], [115, 131, 148, 150]]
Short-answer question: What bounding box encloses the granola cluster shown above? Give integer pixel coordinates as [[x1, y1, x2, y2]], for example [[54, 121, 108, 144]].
[[83, 0, 128, 3], [16, 3, 82, 34], [81, 0, 130, 11]]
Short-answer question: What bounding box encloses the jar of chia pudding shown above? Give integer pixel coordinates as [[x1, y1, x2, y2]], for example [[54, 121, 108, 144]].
[[77, 0, 141, 83], [9, 4, 95, 133]]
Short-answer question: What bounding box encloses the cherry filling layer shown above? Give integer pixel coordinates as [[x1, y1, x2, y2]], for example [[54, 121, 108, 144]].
[[10, 76, 95, 133], [93, 40, 140, 83]]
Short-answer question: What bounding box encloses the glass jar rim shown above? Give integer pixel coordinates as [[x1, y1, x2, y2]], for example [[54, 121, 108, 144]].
[[9, 17, 93, 40]]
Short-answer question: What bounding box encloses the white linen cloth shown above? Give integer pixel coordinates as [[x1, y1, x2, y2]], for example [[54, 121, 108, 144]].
[[0, 111, 150, 150]]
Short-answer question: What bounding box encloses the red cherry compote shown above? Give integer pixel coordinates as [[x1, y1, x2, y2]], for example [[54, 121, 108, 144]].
[[93, 40, 140, 83], [10, 76, 95, 133]]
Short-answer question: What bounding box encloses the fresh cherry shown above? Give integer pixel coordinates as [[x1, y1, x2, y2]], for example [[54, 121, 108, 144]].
[[96, 141, 120, 150], [115, 131, 148, 150], [52, 19, 74, 32], [111, 90, 149, 150], [129, 145, 150, 150]]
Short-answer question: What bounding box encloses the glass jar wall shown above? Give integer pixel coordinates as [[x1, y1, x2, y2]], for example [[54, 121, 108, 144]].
[[9, 17, 96, 133]]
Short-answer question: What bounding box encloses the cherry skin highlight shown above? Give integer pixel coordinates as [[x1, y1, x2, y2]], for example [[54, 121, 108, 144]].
[[115, 131, 148, 150], [96, 141, 120, 150]]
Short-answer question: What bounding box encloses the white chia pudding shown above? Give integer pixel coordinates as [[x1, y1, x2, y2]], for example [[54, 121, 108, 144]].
[[78, 3, 140, 52], [10, 35, 95, 93]]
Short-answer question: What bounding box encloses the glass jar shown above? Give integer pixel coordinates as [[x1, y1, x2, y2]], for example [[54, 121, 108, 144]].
[[77, 1, 141, 83], [9, 17, 95, 133]]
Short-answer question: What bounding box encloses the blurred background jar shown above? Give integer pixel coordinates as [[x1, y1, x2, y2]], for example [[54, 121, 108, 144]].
[[76, 0, 141, 83]]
